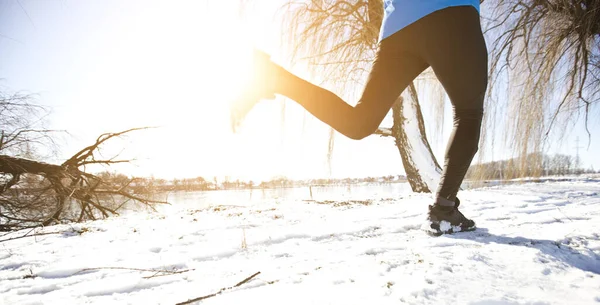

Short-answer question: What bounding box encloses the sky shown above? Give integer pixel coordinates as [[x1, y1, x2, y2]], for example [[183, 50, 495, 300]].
[[1, 0, 599, 182]]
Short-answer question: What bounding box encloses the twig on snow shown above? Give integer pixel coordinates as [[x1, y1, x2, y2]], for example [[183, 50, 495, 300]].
[[73, 266, 194, 278], [0, 230, 62, 243], [176, 271, 261, 305]]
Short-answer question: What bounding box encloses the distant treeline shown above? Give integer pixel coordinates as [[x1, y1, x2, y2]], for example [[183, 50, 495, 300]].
[[95, 172, 408, 193], [466, 153, 596, 180], [95, 153, 593, 193]]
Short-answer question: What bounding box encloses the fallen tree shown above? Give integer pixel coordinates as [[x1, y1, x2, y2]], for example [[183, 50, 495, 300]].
[[0, 128, 167, 231]]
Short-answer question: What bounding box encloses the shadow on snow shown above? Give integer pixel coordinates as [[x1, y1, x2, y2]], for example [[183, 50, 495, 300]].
[[447, 228, 600, 275]]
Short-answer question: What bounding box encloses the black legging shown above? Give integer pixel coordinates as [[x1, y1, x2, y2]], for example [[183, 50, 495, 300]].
[[273, 6, 488, 202]]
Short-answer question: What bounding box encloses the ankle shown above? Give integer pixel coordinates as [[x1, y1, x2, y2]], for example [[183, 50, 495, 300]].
[[434, 196, 455, 207]]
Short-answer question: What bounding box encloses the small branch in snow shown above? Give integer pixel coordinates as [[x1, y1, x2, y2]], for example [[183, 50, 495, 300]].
[[176, 271, 261, 305], [232, 271, 261, 287], [143, 269, 193, 279], [73, 266, 194, 278], [0, 230, 62, 243]]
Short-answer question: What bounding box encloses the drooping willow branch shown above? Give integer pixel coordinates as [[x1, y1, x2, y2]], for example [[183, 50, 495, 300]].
[[485, 0, 600, 160]]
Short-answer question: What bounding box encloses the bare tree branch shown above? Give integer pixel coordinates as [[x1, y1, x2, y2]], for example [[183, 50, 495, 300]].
[[176, 271, 261, 305]]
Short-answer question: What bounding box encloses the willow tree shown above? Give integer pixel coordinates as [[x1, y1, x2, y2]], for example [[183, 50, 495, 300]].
[[280, 0, 443, 192], [479, 0, 600, 180], [0, 91, 55, 158], [279, 0, 599, 186]]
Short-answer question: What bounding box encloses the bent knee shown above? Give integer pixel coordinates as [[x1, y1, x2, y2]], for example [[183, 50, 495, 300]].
[[453, 107, 484, 127], [455, 107, 483, 120], [346, 129, 372, 140], [469, 144, 480, 157], [344, 123, 379, 140]]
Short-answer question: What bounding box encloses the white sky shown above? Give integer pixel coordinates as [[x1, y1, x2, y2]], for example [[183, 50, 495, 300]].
[[1, 0, 598, 182]]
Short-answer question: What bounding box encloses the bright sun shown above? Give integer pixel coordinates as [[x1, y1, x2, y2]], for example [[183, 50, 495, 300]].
[[125, 2, 288, 181], [76, 1, 323, 182]]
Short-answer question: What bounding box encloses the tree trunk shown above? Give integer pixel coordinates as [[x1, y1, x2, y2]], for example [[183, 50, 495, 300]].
[[0, 155, 65, 176], [376, 84, 443, 193]]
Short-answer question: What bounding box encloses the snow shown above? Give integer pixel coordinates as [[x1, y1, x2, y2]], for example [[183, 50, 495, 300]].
[[1, 179, 600, 305]]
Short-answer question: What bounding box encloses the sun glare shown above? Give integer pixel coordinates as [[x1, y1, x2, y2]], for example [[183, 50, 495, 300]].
[[121, 2, 295, 182], [48, 0, 328, 182], [75, 1, 275, 181]]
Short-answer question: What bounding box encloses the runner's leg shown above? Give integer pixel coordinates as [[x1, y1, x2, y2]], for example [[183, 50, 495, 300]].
[[271, 31, 429, 140], [418, 7, 488, 204]]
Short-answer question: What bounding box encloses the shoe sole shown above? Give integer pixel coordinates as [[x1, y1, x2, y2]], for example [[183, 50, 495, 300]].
[[426, 226, 477, 237], [425, 220, 477, 237]]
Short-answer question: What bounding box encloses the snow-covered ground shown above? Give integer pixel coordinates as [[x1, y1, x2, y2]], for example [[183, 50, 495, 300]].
[[1, 180, 599, 305]]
